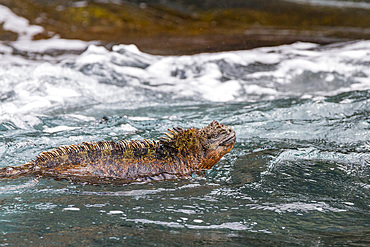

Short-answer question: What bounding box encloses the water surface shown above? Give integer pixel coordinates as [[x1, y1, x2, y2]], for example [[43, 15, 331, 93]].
[[0, 40, 369, 246]]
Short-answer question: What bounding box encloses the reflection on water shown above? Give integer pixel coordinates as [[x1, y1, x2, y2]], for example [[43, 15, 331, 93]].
[[0, 40, 369, 245]]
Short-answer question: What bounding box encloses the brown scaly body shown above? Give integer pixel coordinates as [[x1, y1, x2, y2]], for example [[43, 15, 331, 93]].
[[0, 121, 236, 183]]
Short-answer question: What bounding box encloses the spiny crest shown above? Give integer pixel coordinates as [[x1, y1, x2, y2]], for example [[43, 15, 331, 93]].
[[158, 121, 227, 147], [158, 126, 203, 155], [158, 126, 185, 144], [36, 139, 158, 162]]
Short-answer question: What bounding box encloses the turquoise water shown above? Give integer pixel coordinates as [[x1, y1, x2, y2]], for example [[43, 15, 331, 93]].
[[0, 41, 369, 246]]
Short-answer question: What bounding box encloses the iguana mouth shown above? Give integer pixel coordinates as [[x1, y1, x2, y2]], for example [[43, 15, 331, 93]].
[[220, 132, 236, 146]]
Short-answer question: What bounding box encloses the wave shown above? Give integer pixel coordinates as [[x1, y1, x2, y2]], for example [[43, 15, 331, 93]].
[[0, 38, 369, 134]]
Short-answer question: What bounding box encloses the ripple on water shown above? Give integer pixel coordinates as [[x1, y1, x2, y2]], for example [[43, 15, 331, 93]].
[[0, 40, 369, 245]]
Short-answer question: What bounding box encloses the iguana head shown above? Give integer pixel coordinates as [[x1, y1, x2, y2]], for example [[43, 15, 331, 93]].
[[160, 121, 236, 170], [197, 120, 236, 169]]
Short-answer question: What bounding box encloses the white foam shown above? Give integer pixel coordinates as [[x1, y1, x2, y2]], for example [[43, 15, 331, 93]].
[[62, 207, 80, 211], [246, 201, 346, 213], [107, 210, 124, 215], [0, 5, 92, 56], [119, 124, 137, 133], [127, 116, 156, 121], [125, 218, 250, 230], [0, 5, 44, 40], [193, 219, 203, 223], [11, 37, 92, 53], [113, 44, 142, 55], [0, 43, 12, 54], [243, 84, 278, 95], [44, 126, 80, 133], [285, 0, 370, 9], [0, 40, 370, 121]]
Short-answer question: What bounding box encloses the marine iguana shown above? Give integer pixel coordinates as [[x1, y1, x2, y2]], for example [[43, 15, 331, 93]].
[[0, 121, 235, 183]]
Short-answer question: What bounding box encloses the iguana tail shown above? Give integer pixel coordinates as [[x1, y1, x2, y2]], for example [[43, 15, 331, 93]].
[[0, 162, 36, 179]]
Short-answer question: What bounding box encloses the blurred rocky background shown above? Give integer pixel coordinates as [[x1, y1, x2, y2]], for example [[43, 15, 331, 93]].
[[0, 0, 369, 54]]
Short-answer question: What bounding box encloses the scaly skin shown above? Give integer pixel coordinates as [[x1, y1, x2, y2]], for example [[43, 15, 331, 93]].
[[0, 121, 236, 183]]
